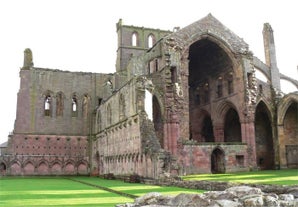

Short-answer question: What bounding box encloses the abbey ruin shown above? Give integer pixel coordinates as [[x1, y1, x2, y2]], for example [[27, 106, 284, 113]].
[[0, 14, 297, 177]]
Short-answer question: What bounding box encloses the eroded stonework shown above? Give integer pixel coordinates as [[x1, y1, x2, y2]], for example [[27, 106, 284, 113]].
[[0, 14, 297, 177]]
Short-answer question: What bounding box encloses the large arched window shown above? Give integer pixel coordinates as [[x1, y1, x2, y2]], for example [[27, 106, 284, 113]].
[[132, 32, 138, 46]]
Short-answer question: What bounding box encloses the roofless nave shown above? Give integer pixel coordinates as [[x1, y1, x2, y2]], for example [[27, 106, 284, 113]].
[[0, 14, 297, 177]]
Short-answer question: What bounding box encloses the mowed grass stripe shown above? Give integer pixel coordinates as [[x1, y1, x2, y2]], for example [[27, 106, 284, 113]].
[[66, 177, 138, 199], [182, 169, 298, 185], [71, 177, 205, 196], [0, 177, 133, 207]]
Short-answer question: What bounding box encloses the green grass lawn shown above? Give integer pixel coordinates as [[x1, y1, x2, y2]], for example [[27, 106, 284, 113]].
[[1, 170, 297, 206], [0, 177, 203, 207], [182, 169, 298, 185], [72, 177, 204, 196], [0, 177, 133, 207]]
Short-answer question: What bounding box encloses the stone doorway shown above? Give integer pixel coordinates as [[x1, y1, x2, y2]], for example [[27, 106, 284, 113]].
[[211, 148, 225, 173]]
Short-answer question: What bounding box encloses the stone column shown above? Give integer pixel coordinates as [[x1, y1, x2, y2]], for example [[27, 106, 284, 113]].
[[241, 122, 257, 169], [213, 124, 224, 142], [277, 125, 287, 168]]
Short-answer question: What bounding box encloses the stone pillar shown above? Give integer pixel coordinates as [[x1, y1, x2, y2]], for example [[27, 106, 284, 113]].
[[213, 124, 224, 142], [277, 125, 287, 168], [263, 23, 281, 90], [165, 112, 179, 155], [241, 122, 257, 169]]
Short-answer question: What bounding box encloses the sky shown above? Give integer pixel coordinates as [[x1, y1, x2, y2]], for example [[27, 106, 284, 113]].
[[0, 0, 297, 144]]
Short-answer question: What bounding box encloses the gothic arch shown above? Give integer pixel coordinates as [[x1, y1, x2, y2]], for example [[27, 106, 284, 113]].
[[277, 94, 298, 125], [255, 99, 273, 122], [180, 34, 241, 74], [23, 161, 35, 175], [37, 161, 49, 175], [255, 101, 274, 169], [216, 101, 239, 123], [224, 107, 242, 142], [277, 94, 298, 168]]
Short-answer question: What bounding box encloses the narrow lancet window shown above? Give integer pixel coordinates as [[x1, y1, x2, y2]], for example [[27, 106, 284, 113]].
[[44, 95, 51, 116], [148, 34, 155, 48], [132, 32, 138, 46], [72, 96, 78, 117]]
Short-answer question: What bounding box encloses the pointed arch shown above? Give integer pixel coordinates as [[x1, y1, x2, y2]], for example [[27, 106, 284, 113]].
[[132, 32, 138, 46], [71, 93, 78, 117], [277, 94, 298, 125], [255, 101, 274, 169], [43, 90, 54, 117], [224, 108, 242, 142], [148, 34, 155, 48]]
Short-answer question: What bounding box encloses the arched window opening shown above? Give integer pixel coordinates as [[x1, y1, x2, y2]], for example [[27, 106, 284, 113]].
[[201, 116, 214, 142], [44, 95, 51, 116], [224, 108, 241, 142], [148, 34, 155, 48], [56, 92, 64, 117], [283, 102, 298, 168], [119, 94, 126, 120], [72, 95, 78, 117], [255, 102, 274, 170], [132, 32, 138, 46]]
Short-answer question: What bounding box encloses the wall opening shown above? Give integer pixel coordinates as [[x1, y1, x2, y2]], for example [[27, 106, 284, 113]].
[[255, 101, 274, 170], [72, 95, 78, 117], [201, 116, 214, 142], [188, 38, 233, 141], [153, 95, 164, 148], [283, 102, 298, 168], [224, 108, 241, 142], [211, 148, 225, 173], [44, 95, 52, 116]]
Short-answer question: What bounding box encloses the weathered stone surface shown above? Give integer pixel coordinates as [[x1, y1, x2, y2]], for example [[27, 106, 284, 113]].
[[117, 186, 298, 207]]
